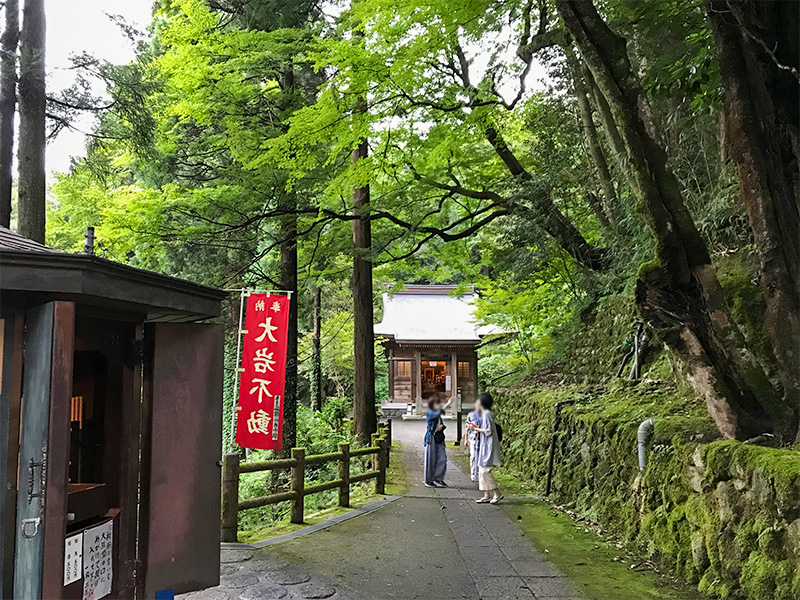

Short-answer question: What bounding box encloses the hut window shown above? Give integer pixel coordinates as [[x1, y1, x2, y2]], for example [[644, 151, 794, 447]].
[[396, 361, 411, 378], [458, 361, 470, 378]]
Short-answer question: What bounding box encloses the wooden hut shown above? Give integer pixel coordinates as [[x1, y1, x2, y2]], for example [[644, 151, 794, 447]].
[[375, 285, 491, 424], [0, 227, 227, 599]]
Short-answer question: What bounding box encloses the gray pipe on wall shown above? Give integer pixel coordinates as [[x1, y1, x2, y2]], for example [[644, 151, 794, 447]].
[[637, 418, 657, 472]]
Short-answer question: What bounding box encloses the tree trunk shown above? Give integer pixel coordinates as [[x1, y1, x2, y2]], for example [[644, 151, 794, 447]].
[[0, 0, 18, 228], [280, 195, 298, 453], [567, 50, 619, 229], [352, 97, 377, 444], [556, 0, 794, 440], [584, 191, 611, 230], [484, 125, 608, 270], [16, 0, 44, 243], [582, 62, 637, 195], [311, 285, 323, 412], [707, 0, 800, 433]]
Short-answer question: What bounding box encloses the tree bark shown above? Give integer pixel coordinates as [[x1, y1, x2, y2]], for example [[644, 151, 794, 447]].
[[0, 0, 18, 228], [582, 62, 638, 195], [16, 0, 44, 242], [311, 285, 323, 412], [567, 50, 618, 229], [707, 0, 800, 432], [280, 195, 298, 453], [556, 0, 793, 440], [484, 125, 608, 270], [584, 191, 611, 230], [352, 96, 377, 445]]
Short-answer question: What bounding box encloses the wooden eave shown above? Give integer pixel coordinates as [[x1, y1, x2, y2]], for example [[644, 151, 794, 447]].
[[0, 250, 227, 322]]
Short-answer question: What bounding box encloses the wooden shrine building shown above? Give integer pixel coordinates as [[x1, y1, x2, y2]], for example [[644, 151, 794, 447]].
[[0, 227, 227, 599], [375, 285, 492, 419]]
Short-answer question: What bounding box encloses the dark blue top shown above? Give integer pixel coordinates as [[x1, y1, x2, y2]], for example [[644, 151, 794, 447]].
[[424, 409, 444, 446]]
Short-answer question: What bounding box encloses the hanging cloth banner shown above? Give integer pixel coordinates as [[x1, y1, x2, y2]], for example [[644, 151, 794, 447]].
[[235, 293, 291, 450]]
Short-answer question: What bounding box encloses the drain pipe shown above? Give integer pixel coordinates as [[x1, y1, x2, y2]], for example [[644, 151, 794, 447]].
[[545, 399, 578, 496], [638, 419, 657, 472]]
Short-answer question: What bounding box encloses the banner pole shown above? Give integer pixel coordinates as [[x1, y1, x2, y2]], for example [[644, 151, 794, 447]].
[[229, 288, 247, 447], [221, 288, 292, 295]]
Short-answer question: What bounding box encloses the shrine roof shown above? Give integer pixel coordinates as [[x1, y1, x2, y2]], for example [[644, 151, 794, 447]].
[[374, 284, 495, 344], [0, 226, 227, 321]]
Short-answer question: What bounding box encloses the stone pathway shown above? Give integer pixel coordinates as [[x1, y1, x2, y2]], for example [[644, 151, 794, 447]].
[[183, 420, 583, 600], [181, 548, 370, 600], [384, 420, 584, 599]]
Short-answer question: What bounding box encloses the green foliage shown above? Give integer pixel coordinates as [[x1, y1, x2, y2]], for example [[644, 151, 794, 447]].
[[237, 403, 358, 532], [319, 397, 350, 430], [625, 0, 722, 112], [44, 6, 782, 589], [48, 0, 748, 407]]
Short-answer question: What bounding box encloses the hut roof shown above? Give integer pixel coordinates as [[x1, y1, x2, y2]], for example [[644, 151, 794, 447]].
[[374, 284, 493, 344], [0, 226, 227, 321], [0, 226, 57, 253]]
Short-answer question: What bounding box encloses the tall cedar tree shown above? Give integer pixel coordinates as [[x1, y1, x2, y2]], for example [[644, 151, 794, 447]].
[[311, 285, 323, 411], [16, 0, 44, 242], [279, 191, 298, 452], [222, 0, 321, 452], [352, 96, 377, 444], [0, 0, 18, 228]]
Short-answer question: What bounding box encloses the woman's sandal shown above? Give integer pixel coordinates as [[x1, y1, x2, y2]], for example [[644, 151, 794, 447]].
[[476, 497, 491, 504], [489, 495, 504, 504]]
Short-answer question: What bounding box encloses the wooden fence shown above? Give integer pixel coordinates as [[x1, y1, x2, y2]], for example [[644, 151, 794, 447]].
[[221, 432, 390, 542]]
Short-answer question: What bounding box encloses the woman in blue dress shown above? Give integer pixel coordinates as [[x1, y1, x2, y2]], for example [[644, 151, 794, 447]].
[[423, 393, 452, 487]]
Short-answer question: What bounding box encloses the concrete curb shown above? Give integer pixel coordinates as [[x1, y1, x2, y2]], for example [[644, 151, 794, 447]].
[[221, 494, 402, 550]]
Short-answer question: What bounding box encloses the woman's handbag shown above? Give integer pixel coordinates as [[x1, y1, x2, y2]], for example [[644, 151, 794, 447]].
[[433, 418, 446, 444]]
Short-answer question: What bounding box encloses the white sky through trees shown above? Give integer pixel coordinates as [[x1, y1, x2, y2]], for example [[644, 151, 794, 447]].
[[43, 1, 552, 175], [46, 0, 153, 174]]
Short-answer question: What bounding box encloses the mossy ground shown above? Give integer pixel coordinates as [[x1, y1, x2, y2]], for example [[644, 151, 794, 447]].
[[239, 505, 352, 543], [450, 451, 702, 600], [239, 441, 409, 543]]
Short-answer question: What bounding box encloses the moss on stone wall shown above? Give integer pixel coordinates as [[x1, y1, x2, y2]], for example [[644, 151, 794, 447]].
[[494, 382, 800, 599], [557, 294, 639, 383], [490, 282, 800, 599]]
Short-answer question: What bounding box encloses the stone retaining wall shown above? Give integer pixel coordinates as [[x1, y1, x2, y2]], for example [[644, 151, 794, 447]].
[[492, 385, 800, 599]]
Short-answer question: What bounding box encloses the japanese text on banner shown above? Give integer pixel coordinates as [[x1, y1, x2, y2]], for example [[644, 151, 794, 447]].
[[235, 293, 291, 449]]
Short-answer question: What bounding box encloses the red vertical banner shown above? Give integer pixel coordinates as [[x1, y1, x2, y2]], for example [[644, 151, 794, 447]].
[[235, 293, 291, 450]]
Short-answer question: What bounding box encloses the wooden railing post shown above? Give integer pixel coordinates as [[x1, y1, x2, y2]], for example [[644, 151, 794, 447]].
[[381, 423, 391, 467], [290, 448, 305, 524], [370, 433, 380, 471], [376, 437, 388, 495], [221, 452, 240, 542], [338, 443, 350, 508]]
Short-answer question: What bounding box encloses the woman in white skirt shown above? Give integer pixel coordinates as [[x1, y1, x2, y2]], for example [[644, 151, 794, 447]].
[[469, 392, 503, 504], [463, 398, 482, 482]]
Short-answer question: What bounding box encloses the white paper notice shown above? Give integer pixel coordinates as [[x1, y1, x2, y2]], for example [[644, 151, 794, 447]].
[[445, 375, 451, 391], [82, 521, 113, 600], [64, 534, 83, 586]]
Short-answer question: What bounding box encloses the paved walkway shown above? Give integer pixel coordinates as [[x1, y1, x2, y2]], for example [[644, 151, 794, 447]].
[[183, 420, 582, 600]]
